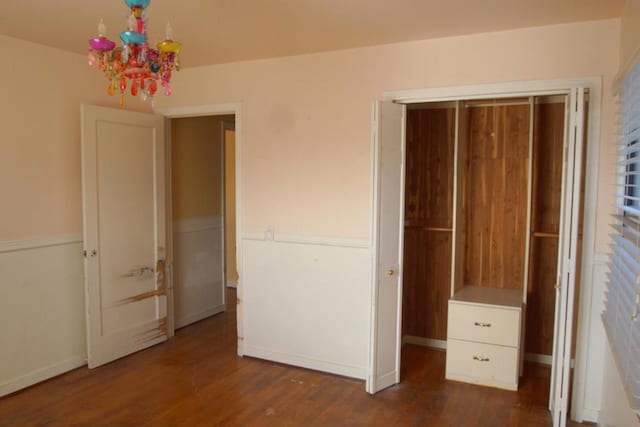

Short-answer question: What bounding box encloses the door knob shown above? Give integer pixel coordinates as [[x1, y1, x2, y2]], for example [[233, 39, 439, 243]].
[[386, 269, 395, 276]]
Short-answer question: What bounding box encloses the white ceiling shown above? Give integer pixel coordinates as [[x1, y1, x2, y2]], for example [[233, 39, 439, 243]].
[[0, 0, 624, 68]]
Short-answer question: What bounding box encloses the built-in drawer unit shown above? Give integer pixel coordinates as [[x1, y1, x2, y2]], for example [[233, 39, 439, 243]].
[[445, 286, 523, 391], [445, 339, 519, 390], [447, 304, 520, 347]]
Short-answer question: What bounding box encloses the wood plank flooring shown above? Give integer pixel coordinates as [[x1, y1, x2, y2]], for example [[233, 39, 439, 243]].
[[0, 289, 583, 426]]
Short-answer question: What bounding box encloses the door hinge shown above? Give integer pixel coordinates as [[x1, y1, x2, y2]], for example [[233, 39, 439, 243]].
[[236, 297, 241, 305], [83, 250, 87, 258]]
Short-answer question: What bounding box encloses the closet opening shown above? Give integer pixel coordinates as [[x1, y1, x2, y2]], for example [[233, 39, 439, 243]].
[[399, 94, 587, 410]]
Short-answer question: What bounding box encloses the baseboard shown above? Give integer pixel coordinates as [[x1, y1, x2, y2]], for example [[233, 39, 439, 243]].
[[226, 281, 237, 288], [0, 354, 86, 397], [175, 304, 225, 329], [403, 335, 447, 350], [243, 344, 367, 380]]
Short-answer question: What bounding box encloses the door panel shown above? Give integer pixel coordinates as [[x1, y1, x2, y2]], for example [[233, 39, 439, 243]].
[[550, 88, 586, 426], [369, 100, 405, 393], [81, 104, 167, 369]]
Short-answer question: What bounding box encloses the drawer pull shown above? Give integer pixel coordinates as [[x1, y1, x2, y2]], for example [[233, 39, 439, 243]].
[[473, 356, 490, 362], [474, 321, 492, 328]]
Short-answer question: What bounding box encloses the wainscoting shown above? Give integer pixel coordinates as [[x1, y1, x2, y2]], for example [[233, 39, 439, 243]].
[[173, 216, 225, 329], [241, 233, 371, 380], [0, 236, 86, 397]]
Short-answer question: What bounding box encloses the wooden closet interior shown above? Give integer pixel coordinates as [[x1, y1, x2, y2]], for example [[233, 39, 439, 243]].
[[401, 95, 586, 369]]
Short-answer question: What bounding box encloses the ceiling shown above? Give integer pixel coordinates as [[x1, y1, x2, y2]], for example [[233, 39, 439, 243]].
[[0, 0, 624, 68]]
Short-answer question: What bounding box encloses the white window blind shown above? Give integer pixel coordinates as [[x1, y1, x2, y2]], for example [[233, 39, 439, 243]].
[[605, 59, 640, 410]]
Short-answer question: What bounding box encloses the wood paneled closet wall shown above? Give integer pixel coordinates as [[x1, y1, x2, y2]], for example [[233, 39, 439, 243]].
[[401, 96, 584, 359]]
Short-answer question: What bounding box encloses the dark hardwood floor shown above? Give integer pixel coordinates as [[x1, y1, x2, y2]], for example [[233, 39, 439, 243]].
[[0, 288, 582, 426]]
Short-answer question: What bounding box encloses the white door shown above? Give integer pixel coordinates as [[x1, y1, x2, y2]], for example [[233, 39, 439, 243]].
[[549, 88, 586, 426], [368, 100, 406, 394], [81, 104, 168, 368]]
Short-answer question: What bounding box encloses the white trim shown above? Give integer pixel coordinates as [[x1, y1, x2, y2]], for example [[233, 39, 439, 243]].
[[243, 345, 367, 380], [0, 354, 86, 397], [403, 336, 447, 350], [226, 281, 237, 288], [571, 83, 603, 423], [366, 102, 380, 394], [241, 232, 369, 249], [155, 103, 241, 118], [158, 102, 244, 357], [173, 216, 223, 233], [174, 303, 226, 329], [0, 234, 82, 254], [221, 120, 236, 310], [384, 77, 600, 104], [164, 117, 175, 339]]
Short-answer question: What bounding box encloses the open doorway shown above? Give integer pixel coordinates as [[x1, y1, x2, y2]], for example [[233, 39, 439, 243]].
[[170, 114, 236, 329]]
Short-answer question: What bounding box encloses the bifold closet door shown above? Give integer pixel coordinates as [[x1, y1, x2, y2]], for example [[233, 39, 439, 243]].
[[369, 100, 405, 394], [550, 88, 586, 427]]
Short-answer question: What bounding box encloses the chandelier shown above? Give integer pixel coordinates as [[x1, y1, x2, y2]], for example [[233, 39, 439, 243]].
[[87, 0, 181, 105]]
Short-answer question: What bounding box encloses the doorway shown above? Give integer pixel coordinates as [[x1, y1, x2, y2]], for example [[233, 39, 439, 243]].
[[368, 80, 599, 426], [170, 115, 236, 329], [161, 103, 244, 355]]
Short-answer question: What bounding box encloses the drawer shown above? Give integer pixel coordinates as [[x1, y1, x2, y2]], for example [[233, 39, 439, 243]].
[[445, 339, 518, 390], [447, 302, 521, 347]]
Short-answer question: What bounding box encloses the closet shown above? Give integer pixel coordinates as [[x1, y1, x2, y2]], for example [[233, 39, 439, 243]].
[[401, 96, 585, 391]]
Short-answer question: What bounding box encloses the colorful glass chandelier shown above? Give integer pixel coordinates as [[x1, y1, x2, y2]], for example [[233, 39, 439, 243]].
[[87, 0, 181, 105]]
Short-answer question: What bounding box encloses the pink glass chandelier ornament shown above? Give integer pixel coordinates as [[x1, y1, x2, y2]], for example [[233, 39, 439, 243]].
[[87, 0, 181, 106]]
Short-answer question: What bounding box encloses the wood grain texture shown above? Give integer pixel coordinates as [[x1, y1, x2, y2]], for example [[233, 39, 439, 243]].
[[402, 107, 455, 341], [531, 102, 564, 235], [404, 108, 455, 228], [0, 288, 580, 427], [402, 230, 452, 340], [526, 236, 559, 355], [526, 101, 565, 355], [464, 104, 530, 290]]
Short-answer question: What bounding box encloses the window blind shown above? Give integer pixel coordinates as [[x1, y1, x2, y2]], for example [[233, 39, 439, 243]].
[[605, 59, 640, 409]]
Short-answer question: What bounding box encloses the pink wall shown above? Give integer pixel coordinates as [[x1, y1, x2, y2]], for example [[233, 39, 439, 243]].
[[157, 19, 619, 252], [0, 36, 150, 241], [0, 19, 620, 251]]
